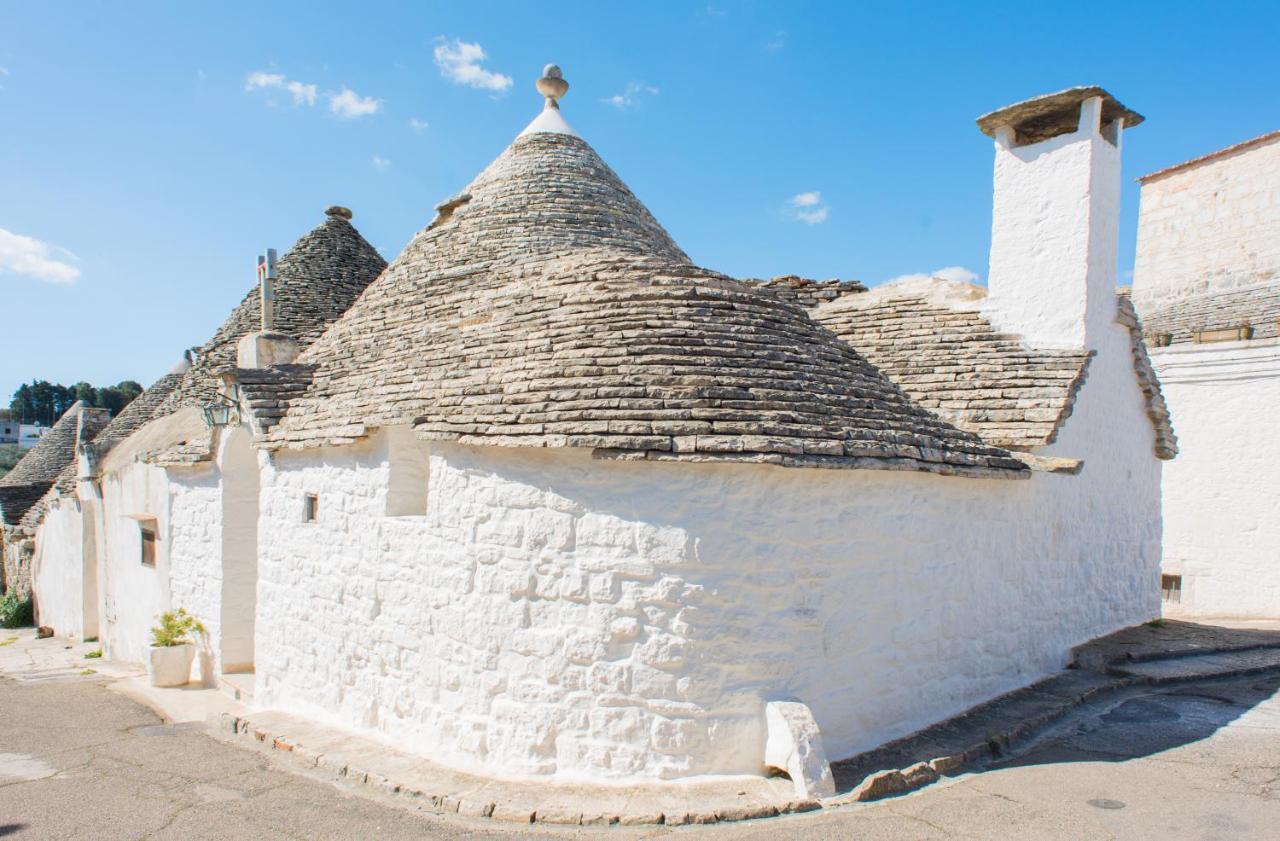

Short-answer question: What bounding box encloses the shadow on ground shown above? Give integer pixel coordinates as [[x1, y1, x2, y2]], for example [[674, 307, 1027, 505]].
[[992, 673, 1280, 771]]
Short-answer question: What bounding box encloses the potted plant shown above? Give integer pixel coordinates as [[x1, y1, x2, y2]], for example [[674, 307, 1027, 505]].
[[148, 609, 205, 687]]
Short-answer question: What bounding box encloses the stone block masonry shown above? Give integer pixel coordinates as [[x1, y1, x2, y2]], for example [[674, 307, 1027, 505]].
[[252, 429, 1158, 783], [1134, 131, 1280, 314]]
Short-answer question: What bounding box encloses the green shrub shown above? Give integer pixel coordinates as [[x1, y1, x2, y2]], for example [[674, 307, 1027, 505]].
[[150, 609, 206, 647], [0, 593, 33, 629]]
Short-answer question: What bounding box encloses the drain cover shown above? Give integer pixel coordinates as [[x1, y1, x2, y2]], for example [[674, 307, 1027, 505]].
[[1087, 798, 1126, 810]]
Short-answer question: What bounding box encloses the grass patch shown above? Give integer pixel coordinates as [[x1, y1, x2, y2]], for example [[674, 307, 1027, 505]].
[[80, 669, 96, 676], [0, 636, 19, 647], [84, 649, 102, 659], [1145, 618, 1167, 628]]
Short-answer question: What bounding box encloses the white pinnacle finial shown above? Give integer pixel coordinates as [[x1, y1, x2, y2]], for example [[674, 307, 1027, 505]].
[[536, 64, 569, 110], [517, 64, 579, 138]]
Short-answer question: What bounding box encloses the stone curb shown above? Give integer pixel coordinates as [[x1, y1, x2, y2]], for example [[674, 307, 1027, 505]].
[[216, 713, 821, 827]]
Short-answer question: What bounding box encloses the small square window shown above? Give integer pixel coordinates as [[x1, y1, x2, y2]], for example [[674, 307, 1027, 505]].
[[1161, 574, 1182, 604], [139, 520, 157, 567], [304, 494, 319, 523]]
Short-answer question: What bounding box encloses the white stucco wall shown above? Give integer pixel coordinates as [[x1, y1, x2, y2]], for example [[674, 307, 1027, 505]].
[[97, 462, 172, 663], [1133, 134, 1280, 313], [1152, 340, 1280, 618], [254, 413, 1159, 783], [167, 464, 223, 680], [31, 498, 96, 639]]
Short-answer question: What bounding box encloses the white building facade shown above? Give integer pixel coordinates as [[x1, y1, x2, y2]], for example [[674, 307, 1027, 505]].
[[1134, 130, 1280, 618]]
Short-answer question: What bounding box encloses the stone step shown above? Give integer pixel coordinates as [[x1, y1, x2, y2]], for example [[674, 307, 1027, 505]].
[[1109, 648, 1280, 683], [217, 672, 255, 703]]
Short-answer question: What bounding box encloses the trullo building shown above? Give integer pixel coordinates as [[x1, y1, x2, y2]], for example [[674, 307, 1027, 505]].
[[30, 69, 1174, 792], [1132, 129, 1280, 618], [21, 208, 385, 654]]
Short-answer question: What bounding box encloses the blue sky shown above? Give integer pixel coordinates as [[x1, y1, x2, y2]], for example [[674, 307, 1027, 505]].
[[2, 1, 1278, 403]]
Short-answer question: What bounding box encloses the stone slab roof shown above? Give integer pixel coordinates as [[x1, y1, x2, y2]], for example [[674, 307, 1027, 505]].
[[258, 129, 1026, 478], [744, 276, 867, 309], [0, 402, 110, 526], [976, 86, 1143, 144], [1141, 281, 1280, 346], [811, 282, 1176, 460], [1116, 295, 1177, 460], [154, 213, 386, 420], [812, 287, 1093, 451]]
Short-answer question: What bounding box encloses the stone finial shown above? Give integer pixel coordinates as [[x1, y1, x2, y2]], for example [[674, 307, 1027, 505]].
[[536, 64, 569, 110], [326, 205, 353, 220]]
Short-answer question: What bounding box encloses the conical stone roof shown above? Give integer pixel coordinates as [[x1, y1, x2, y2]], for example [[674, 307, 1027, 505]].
[[262, 69, 1026, 478], [0, 402, 110, 525], [155, 209, 387, 417]]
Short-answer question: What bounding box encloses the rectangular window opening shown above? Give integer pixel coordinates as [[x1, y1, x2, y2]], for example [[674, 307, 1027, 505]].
[[139, 519, 157, 567], [1161, 574, 1182, 604], [304, 493, 319, 523]]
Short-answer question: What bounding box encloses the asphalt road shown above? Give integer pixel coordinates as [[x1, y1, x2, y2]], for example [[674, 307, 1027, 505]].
[[1, 671, 1278, 839]]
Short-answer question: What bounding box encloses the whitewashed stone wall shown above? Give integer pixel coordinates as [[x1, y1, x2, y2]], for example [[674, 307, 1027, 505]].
[[167, 465, 224, 680], [1152, 340, 1280, 618], [97, 462, 172, 663], [1133, 134, 1280, 313], [255, 405, 1159, 781], [31, 499, 94, 639]]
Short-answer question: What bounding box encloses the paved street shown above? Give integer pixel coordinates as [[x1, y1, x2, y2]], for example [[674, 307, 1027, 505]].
[[1, 669, 1278, 839]]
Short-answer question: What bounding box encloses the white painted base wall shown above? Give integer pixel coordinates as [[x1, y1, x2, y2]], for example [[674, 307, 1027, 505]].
[[254, 396, 1159, 782], [97, 462, 173, 664], [31, 498, 95, 639], [1152, 340, 1280, 618]]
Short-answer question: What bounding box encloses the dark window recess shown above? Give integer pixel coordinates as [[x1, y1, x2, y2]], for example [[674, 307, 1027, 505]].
[[140, 521, 157, 567], [304, 494, 319, 523], [1161, 574, 1182, 603]]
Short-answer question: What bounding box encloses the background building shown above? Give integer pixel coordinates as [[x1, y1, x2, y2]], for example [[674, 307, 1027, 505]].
[[1134, 130, 1280, 618]]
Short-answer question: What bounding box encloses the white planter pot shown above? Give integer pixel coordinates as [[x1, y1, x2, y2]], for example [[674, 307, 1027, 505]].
[[148, 644, 195, 687]]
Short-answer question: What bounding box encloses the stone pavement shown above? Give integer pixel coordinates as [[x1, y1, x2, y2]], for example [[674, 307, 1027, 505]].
[[2, 618, 1280, 834], [2, 638, 1279, 839]]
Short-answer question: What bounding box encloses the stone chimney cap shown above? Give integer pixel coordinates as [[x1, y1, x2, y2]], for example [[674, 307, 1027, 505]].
[[976, 86, 1144, 144], [325, 205, 353, 220]]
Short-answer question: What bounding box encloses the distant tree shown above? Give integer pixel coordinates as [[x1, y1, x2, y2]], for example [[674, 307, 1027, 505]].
[[71, 381, 96, 404], [0, 444, 20, 478], [9, 378, 143, 425]]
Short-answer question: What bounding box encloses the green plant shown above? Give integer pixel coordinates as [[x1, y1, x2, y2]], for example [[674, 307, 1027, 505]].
[[0, 635, 18, 647], [84, 649, 102, 659], [80, 669, 96, 676], [1145, 618, 1167, 628], [0, 592, 34, 629], [150, 609, 206, 647]]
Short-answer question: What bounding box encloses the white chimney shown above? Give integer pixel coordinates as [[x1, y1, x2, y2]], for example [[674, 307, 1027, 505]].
[[978, 87, 1142, 349]]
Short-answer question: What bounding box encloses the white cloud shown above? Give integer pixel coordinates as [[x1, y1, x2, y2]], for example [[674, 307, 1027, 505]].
[[0, 228, 80, 284], [602, 82, 660, 110], [786, 191, 829, 225], [433, 39, 512, 92], [408, 117, 429, 134], [885, 266, 981, 285], [765, 30, 788, 52], [329, 87, 381, 119], [371, 155, 391, 172], [245, 70, 317, 106], [0, 66, 9, 89]]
